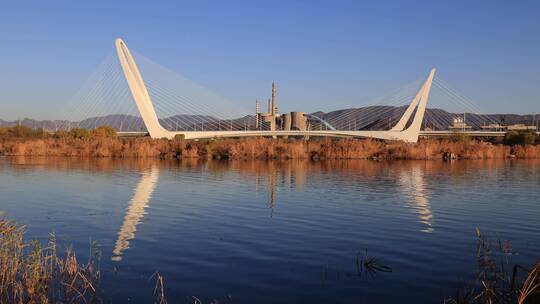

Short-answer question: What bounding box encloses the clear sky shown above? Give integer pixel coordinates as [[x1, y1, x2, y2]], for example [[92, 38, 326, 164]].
[[1, 0, 539, 120]]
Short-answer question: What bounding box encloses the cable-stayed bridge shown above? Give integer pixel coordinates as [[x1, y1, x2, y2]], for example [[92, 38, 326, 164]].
[[56, 38, 538, 142]]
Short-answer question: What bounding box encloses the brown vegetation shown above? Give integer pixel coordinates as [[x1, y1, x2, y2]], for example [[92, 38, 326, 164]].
[[1, 126, 540, 160], [443, 228, 540, 304], [0, 220, 101, 303], [2, 136, 540, 160], [0, 220, 171, 304]]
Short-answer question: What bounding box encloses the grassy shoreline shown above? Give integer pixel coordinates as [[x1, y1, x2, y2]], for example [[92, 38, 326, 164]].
[[1, 137, 540, 160], [1, 125, 540, 160]]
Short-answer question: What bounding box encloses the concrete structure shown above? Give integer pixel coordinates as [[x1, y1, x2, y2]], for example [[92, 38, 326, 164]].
[[116, 38, 436, 143], [449, 117, 472, 131], [480, 124, 506, 131], [478, 123, 537, 132], [115, 39, 170, 139], [255, 82, 308, 135], [506, 124, 537, 131], [290, 112, 308, 131], [256, 82, 279, 131], [119, 130, 540, 138], [420, 130, 507, 137]]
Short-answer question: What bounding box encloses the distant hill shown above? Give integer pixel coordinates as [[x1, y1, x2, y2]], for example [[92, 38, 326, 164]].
[[317, 106, 539, 130], [1, 107, 538, 132]]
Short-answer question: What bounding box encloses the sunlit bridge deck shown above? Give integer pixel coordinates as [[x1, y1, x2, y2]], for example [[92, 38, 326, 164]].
[[117, 130, 540, 139]]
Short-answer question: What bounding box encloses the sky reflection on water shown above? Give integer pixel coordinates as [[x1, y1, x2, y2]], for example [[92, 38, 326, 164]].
[[0, 157, 539, 303]]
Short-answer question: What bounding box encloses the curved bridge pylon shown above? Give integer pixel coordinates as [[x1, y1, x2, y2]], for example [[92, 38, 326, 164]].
[[116, 38, 435, 143]]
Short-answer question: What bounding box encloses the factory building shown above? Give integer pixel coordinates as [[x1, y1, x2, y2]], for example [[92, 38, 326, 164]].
[[480, 124, 537, 131], [281, 112, 308, 131], [449, 117, 472, 130], [256, 82, 308, 132]]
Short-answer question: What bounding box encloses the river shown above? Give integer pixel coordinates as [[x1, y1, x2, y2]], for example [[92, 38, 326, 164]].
[[1, 157, 539, 303]]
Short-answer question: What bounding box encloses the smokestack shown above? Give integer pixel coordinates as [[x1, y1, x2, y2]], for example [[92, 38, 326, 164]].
[[255, 99, 260, 129], [271, 81, 276, 116]]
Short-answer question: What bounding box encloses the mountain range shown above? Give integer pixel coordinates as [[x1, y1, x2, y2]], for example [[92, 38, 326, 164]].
[[1, 106, 538, 132]]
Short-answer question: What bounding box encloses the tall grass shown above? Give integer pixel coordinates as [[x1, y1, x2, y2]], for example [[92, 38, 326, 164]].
[[443, 228, 540, 304], [0, 220, 175, 303], [0, 220, 101, 303], [2, 221, 539, 303], [1, 137, 539, 160]]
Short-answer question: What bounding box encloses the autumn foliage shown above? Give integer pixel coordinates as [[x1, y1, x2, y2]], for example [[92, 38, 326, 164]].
[[1, 135, 540, 160]]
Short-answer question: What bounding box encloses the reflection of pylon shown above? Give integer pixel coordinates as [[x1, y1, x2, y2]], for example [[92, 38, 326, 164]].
[[398, 165, 433, 233], [269, 171, 276, 217], [112, 166, 159, 261]]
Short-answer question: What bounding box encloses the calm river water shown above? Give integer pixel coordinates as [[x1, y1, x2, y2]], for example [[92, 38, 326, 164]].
[[0, 157, 539, 303]]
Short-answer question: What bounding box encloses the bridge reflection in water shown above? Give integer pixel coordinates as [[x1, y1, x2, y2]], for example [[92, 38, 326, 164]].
[[3, 157, 459, 253], [112, 166, 159, 261], [4, 157, 536, 261], [398, 165, 433, 233]]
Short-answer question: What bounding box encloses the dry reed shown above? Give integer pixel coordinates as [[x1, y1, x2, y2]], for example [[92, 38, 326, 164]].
[[1, 137, 539, 160], [443, 228, 540, 304], [152, 272, 167, 304], [0, 220, 101, 303], [2, 219, 538, 303]]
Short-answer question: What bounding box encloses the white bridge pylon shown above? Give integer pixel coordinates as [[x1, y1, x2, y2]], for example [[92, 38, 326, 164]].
[[115, 38, 435, 143]]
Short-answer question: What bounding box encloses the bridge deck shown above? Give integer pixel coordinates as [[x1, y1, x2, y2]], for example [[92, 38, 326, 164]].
[[117, 130, 540, 139]]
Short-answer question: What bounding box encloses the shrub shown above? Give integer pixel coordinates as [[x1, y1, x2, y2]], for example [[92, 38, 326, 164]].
[[10, 125, 32, 138], [504, 130, 537, 146], [69, 128, 91, 140], [0, 127, 8, 139], [449, 131, 471, 143], [0, 126, 48, 139], [52, 130, 69, 139], [91, 125, 117, 138]]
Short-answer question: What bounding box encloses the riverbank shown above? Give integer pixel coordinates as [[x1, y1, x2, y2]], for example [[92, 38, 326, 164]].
[[1, 137, 540, 160]]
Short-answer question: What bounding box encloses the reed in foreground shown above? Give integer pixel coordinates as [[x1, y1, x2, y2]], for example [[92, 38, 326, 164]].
[[0, 220, 101, 303], [443, 228, 540, 304]]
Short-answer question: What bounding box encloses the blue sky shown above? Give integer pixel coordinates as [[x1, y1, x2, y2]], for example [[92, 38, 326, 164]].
[[0, 0, 539, 120]]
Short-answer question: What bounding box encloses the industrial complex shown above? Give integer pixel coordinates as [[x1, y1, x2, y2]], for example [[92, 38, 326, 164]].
[[255, 82, 308, 132]]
